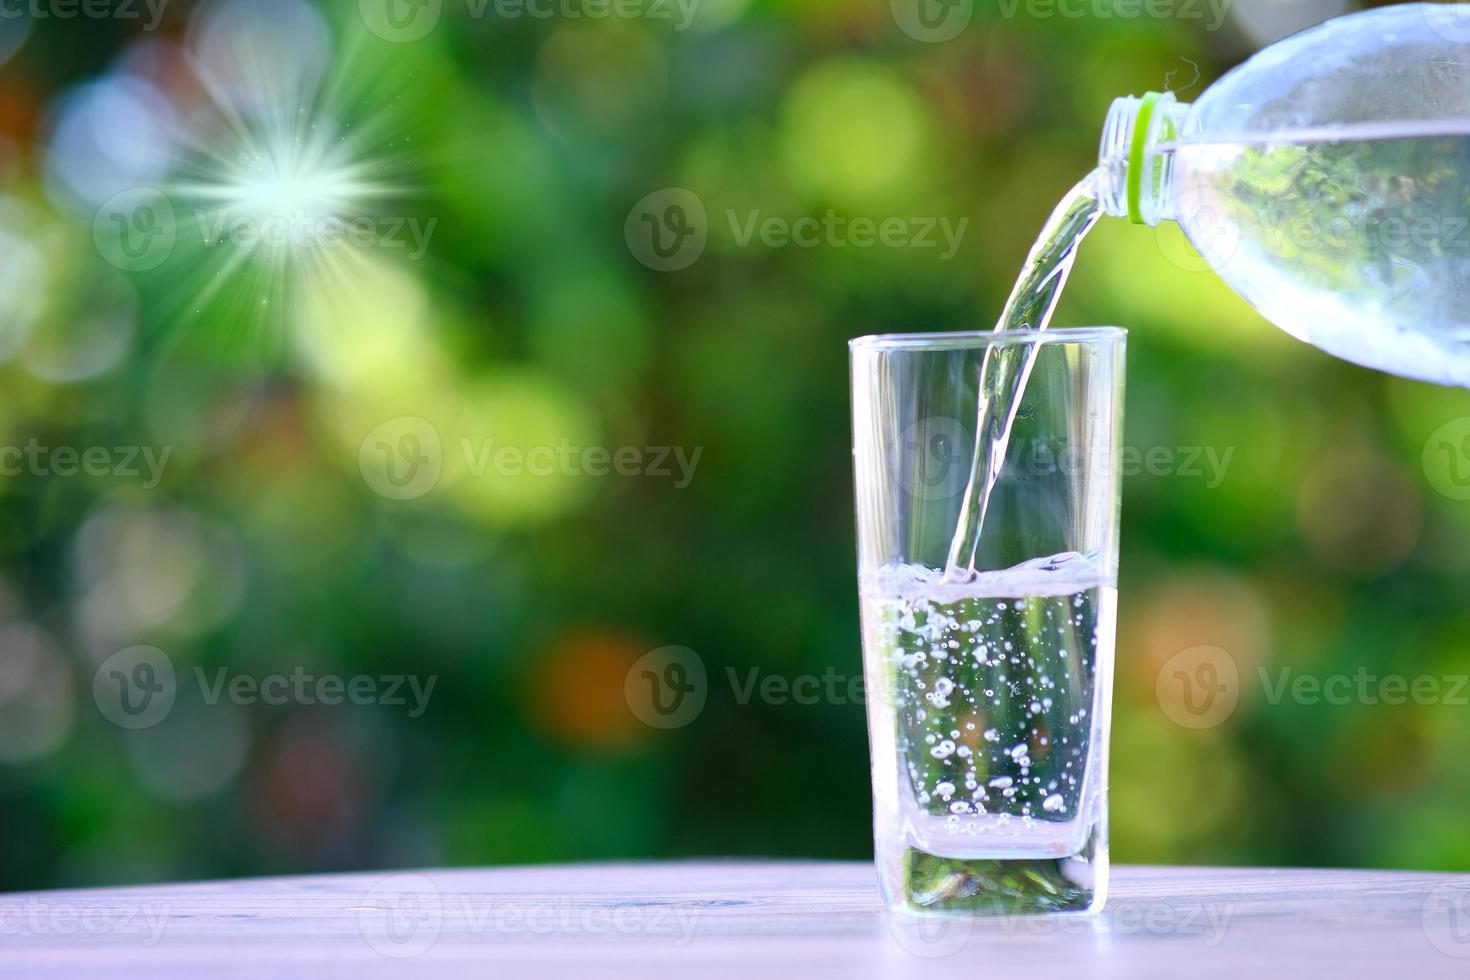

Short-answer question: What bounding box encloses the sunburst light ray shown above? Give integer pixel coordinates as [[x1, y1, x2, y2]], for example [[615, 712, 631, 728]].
[[141, 0, 431, 364]]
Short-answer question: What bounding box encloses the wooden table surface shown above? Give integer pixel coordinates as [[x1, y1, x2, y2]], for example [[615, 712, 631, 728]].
[[3, 861, 1468, 978]]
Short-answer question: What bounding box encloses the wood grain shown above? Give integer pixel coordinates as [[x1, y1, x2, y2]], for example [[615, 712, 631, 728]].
[[2, 862, 1467, 978]]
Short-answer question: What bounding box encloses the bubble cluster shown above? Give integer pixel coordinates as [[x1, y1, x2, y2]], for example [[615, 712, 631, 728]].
[[866, 556, 1109, 844]]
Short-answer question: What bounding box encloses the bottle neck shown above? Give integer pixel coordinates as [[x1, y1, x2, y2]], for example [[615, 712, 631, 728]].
[[1097, 92, 1189, 227]]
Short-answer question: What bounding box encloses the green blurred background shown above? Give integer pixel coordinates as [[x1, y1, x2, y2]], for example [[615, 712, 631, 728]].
[[0, 0, 1468, 891]]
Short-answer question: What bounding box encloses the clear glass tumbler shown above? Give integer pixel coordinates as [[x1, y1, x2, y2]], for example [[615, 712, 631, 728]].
[[850, 328, 1124, 916]]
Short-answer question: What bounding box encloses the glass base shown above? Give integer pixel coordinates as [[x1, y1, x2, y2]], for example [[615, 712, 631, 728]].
[[890, 843, 1104, 916]]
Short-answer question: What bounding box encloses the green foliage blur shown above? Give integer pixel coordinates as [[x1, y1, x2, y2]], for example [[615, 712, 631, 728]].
[[0, 0, 1467, 891]]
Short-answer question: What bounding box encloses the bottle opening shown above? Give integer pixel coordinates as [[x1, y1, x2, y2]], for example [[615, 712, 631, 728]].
[[1098, 91, 1185, 226]]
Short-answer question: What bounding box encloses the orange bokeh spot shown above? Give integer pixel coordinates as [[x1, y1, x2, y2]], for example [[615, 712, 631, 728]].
[[528, 630, 648, 749]]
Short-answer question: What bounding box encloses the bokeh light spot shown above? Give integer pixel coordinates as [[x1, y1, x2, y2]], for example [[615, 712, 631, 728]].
[[529, 630, 651, 749], [780, 58, 931, 205], [0, 625, 74, 763]]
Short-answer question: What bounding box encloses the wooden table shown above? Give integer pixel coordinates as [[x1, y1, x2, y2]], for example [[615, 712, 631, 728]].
[[3, 861, 1466, 978]]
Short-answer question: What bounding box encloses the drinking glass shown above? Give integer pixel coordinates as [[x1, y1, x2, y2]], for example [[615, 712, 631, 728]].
[[850, 327, 1124, 916]]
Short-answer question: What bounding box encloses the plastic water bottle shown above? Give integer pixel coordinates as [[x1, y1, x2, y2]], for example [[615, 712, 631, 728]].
[[1097, 3, 1470, 387]]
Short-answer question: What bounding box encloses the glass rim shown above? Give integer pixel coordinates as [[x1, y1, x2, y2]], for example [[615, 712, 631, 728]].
[[849, 326, 1126, 351]]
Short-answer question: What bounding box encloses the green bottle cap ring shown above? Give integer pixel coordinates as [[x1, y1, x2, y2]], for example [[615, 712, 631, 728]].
[[1127, 91, 1166, 225]]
